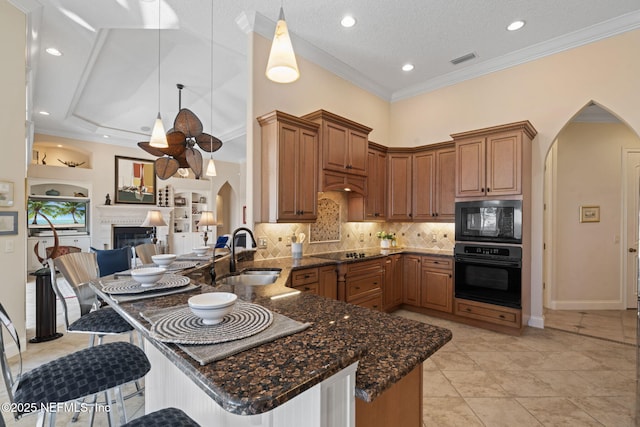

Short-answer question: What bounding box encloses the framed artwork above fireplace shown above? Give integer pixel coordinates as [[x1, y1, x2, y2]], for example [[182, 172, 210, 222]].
[[114, 156, 156, 205]]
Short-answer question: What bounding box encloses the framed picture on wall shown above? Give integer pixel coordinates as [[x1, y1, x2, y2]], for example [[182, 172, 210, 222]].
[[0, 181, 14, 207], [580, 205, 600, 223], [0, 211, 18, 235], [114, 156, 157, 205]]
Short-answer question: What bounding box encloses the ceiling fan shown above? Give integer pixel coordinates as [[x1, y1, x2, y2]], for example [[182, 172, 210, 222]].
[[138, 83, 223, 180]]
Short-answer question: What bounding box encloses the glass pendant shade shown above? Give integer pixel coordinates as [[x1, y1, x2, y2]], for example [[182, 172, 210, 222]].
[[150, 112, 168, 148], [206, 157, 217, 176], [265, 7, 299, 83]]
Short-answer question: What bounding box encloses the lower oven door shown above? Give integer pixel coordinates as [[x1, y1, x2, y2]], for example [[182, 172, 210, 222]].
[[454, 256, 521, 309]]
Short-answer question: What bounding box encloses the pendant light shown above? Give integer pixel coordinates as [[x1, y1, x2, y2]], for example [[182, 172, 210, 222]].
[[149, 0, 168, 148], [205, 0, 217, 177], [265, 5, 299, 83]]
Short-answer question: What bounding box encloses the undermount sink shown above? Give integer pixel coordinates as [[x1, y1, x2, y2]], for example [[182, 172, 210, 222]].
[[241, 268, 282, 276], [217, 271, 280, 287]]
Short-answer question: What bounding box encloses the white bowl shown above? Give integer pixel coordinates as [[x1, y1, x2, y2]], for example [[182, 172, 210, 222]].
[[192, 246, 209, 256], [130, 267, 166, 287], [151, 254, 177, 267], [188, 292, 237, 325]]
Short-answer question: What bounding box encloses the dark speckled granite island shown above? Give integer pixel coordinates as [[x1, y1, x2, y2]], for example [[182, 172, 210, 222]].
[[91, 249, 452, 427]]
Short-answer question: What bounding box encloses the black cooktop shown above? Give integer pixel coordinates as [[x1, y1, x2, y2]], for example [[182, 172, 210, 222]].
[[313, 250, 384, 261]]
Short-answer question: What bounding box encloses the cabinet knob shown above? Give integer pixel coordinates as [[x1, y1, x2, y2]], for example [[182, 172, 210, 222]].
[[373, 282, 378, 285], [466, 307, 472, 312], [408, 213, 413, 218], [481, 188, 485, 193], [487, 188, 491, 192], [499, 314, 505, 319], [449, 274, 452, 278], [355, 286, 360, 290]]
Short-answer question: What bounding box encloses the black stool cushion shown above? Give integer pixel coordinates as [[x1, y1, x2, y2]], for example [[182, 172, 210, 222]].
[[68, 307, 134, 334], [123, 408, 200, 427], [14, 342, 150, 415]]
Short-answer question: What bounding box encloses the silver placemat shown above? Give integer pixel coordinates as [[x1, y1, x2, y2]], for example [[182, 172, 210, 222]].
[[141, 304, 311, 365], [150, 302, 273, 345], [109, 283, 201, 304], [157, 261, 199, 271], [100, 274, 190, 294]]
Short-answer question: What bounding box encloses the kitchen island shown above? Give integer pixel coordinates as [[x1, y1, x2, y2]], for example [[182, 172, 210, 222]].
[[91, 252, 452, 426]]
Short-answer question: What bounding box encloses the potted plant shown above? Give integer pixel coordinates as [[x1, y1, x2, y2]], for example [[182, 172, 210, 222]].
[[376, 231, 394, 248]]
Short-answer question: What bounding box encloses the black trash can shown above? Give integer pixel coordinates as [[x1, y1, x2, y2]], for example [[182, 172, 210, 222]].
[[29, 267, 63, 343]]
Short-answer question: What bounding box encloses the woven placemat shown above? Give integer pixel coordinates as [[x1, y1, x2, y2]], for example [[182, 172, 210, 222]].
[[141, 303, 312, 365], [100, 274, 190, 294], [150, 302, 273, 345]]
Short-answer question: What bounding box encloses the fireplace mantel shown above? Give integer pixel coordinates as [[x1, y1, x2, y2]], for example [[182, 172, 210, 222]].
[[94, 205, 172, 249]]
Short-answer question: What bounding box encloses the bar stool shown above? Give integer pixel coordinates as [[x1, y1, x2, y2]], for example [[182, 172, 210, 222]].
[[0, 302, 151, 426], [122, 408, 200, 427]]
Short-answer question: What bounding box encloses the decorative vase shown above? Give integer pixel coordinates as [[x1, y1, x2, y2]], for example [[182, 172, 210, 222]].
[[380, 239, 391, 249]]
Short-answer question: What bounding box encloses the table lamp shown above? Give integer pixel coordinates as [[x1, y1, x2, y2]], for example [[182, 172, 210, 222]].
[[141, 210, 167, 244], [198, 211, 217, 246]]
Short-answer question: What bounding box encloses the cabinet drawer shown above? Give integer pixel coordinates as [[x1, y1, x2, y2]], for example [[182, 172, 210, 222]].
[[422, 256, 452, 270], [291, 268, 319, 286], [292, 282, 319, 295], [346, 273, 383, 302], [352, 292, 383, 311], [346, 259, 384, 276], [455, 299, 521, 328]]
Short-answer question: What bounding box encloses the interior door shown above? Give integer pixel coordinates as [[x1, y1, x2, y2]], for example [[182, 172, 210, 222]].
[[625, 152, 640, 308]]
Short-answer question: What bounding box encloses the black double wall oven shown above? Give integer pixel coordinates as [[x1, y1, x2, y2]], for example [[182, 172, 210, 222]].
[[454, 200, 523, 309]]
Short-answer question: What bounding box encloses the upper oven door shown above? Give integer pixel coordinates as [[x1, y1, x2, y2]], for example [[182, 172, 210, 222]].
[[455, 200, 522, 243]]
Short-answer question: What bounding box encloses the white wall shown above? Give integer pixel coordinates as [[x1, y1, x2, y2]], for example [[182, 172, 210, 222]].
[[549, 122, 640, 308], [1, 0, 27, 353]]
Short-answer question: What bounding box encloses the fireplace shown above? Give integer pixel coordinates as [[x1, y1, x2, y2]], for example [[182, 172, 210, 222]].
[[112, 226, 153, 250]]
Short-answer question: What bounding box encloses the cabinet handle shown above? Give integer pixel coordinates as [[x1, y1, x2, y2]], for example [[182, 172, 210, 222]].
[[449, 274, 452, 278], [409, 213, 413, 218], [487, 188, 491, 192], [435, 213, 439, 217], [355, 286, 361, 290], [372, 305, 378, 309], [499, 314, 505, 319], [373, 282, 378, 285], [465, 307, 472, 312], [481, 188, 484, 193], [304, 274, 311, 278], [304, 287, 311, 291]]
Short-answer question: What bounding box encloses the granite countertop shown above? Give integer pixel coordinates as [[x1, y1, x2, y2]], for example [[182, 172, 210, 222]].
[[92, 247, 452, 416]]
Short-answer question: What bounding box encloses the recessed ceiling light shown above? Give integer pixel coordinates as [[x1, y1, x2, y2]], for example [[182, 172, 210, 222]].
[[45, 47, 63, 56], [38, 111, 50, 116], [103, 135, 110, 138], [341, 15, 356, 28], [402, 63, 414, 72], [56, 144, 63, 148], [507, 20, 525, 31]]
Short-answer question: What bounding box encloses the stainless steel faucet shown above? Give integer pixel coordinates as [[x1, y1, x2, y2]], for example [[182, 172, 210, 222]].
[[230, 227, 257, 273]]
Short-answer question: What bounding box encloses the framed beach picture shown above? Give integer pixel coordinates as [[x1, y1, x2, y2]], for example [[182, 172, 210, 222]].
[[115, 156, 156, 205], [580, 205, 600, 223], [0, 181, 14, 207], [0, 211, 18, 235]]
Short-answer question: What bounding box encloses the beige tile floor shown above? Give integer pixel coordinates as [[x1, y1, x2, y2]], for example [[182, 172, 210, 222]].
[[544, 308, 637, 345], [396, 309, 638, 427], [1, 282, 638, 426]]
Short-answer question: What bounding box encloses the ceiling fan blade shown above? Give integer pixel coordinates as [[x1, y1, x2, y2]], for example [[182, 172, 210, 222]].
[[155, 157, 180, 180], [167, 130, 186, 146], [196, 133, 223, 152], [174, 108, 203, 139], [185, 148, 203, 179], [174, 151, 190, 168], [137, 141, 165, 157]]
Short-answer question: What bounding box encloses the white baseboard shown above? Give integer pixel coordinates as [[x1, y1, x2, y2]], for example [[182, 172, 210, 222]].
[[528, 315, 544, 329], [546, 300, 625, 310]]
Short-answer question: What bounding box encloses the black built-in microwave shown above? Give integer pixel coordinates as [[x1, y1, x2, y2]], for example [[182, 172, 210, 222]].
[[455, 200, 522, 244]]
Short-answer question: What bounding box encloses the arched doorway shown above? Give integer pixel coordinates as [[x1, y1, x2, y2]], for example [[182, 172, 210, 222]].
[[543, 102, 640, 342], [216, 182, 233, 236]]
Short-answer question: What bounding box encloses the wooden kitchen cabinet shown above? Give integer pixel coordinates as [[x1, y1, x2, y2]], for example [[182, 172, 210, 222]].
[[383, 254, 403, 312], [453, 121, 537, 199], [402, 255, 421, 305], [348, 142, 387, 221], [302, 110, 371, 177], [387, 142, 455, 222], [257, 111, 320, 222], [343, 258, 384, 311], [420, 256, 453, 313], [290, 265, 337, 299]]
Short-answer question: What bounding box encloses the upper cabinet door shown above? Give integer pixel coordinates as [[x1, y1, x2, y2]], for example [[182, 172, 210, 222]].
[[387, 153, 413, 221], [348, 130, 369, 175], [412, 150, 435, 221], [323, 122, 349, 172], [435, 147, 456, 220], [455, 137, 486, 198], [486, 131, 522, 196]]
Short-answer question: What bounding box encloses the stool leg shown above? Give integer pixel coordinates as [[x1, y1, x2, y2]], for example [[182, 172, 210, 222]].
[[106, 388, 118, 427], [36, 411, 45, 427], [47, 411, 56, 427], [115, 386, 127, 424]]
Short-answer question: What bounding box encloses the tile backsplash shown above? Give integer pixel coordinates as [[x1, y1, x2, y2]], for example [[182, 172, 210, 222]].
[[254, 192, 454, 260]]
